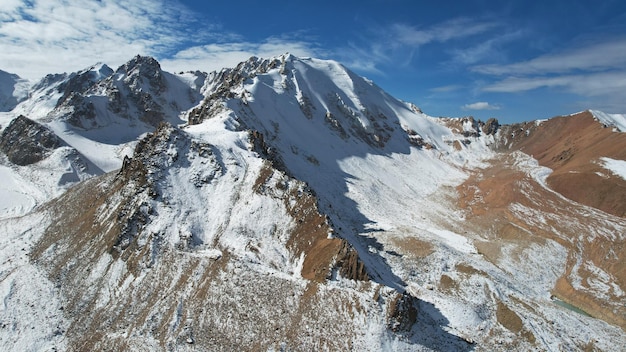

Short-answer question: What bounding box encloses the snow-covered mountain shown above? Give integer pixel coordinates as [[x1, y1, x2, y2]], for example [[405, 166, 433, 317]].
[[0, 56, 208, 219], [0, 54, 625, 351], [0, 70, 30, 112]]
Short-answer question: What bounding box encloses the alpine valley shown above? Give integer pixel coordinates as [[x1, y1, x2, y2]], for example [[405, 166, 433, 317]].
[[0, 54, 625, 351]]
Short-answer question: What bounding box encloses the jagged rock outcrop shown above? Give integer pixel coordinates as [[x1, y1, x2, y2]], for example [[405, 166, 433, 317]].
[[116, 55, 166, 93], [334, 241, 369, 281], [404, 127, 435, 149], [115, 122, 221, 250], [439, 116, 499, 151], [248, 130, 282, 167], [113, 55, 168, 126], [387, 293, 419, 332], [482, 117, 499, 135], [0, 115, 61, 165], [49, 55, 202, 130], [56, 64, 113, 107], [52, 64, 113, 128]]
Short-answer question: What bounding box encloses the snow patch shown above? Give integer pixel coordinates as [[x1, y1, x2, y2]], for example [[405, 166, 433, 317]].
[[0, 165, 39, 219], [599, 157, 626, 181], [590, 110, 626, 132], [426, 228, 477, 254]]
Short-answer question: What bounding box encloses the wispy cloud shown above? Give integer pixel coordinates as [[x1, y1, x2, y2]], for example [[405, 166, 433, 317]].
[[473, 38, 626, 75], [477, 37, 626, 112], [389, 19, 497, 47], [484, 70, 626, 94], [448, 30, 524, 66], [160, 35, 324, 74], [0, 0, 321, 80], [430, 85, 463, 93], [339, 17, 499, 74], [462, 102, 500, 110]]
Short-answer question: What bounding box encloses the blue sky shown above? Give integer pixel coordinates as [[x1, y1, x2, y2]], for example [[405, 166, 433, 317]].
[[1, 0, 625, 123]]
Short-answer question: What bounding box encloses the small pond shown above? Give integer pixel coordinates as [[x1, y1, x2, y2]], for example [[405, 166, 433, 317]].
[[551, 296, 592, 317]]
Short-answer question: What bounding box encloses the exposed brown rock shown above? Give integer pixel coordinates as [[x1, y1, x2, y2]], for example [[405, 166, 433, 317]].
[[389, 237, 434, 258], [387, 293, 418, 332], [500, 111, 626, 217], [439, 274, 458, 292], [253, 161, 369, 282], [496, 300, 523, 333], [335, 241, 369, 281], [482, 118, 500, 135]]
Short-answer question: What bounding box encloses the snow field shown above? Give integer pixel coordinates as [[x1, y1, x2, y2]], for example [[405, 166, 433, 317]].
[[0, 214, 67, 351]]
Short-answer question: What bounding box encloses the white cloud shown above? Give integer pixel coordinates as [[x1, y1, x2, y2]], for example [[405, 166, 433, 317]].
[[0, 0, 197, 79], [0, 0, 25, 20], [335, 42, 388, 75], [160, 37, 323, 74], [390, 18, 497, 47], [462, 102, 500, 110], [449, 30, 524, 66], [430, 85, 463, 93], [484, 70, 626, 95], [473, 38, 626, 76], [473, 37, 626, 113], [0, 0, 322, 80], [338, 17, 498, 74]]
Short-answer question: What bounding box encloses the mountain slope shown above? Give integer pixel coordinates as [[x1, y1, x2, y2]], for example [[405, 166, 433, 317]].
[[0, 115, 99, 220], [30, 122, 446, 350], [0, 70, 29, 112], [0, 56, 207, 219], [190, 55, 492, 289], [497, 110, 626, 217], [0, 54, 625, 351]]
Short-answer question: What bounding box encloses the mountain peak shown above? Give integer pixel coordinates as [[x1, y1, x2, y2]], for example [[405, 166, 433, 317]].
[[117, 54, 162, 76], [87, 62, 114, 80], [279, 52, 298, 61], [194, 53, 451, 154]]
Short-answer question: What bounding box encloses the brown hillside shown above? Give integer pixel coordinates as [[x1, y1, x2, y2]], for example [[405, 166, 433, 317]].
[[502, 111, 626, 217], [457, 153, 626, 330]]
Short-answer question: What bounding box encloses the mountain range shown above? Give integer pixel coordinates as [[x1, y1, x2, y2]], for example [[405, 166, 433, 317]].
[[0, 54, 625, 351]]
